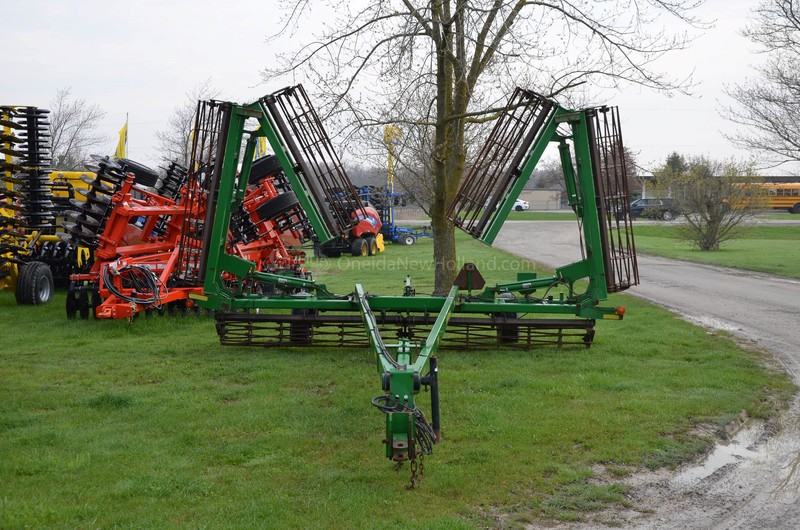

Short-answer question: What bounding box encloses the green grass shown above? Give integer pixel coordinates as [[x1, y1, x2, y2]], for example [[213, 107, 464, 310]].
[[633, 225, 800, 279], [761, 211, 800, 221], [506, 211, 578, 221], [310, 232, 542, 294], [0, 235, 793, 528]]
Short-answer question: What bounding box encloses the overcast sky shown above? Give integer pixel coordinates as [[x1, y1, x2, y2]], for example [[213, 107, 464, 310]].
[[4, 0, 792, 176]]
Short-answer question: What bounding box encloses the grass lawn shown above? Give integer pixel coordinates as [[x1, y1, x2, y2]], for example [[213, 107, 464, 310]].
[[633, 225, 800, 279], [762, 211, 800, 221], [506, 211, 578, 221], [0, 235, 793, 528]]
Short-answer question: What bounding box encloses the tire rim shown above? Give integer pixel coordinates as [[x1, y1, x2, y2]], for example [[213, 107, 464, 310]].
[[38, 279, 51, 302]]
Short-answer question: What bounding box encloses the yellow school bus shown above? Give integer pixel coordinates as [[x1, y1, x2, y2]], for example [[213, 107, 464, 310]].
[[756, 182, 800, 213]]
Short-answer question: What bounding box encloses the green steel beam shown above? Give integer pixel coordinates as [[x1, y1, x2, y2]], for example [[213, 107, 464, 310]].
[[201, 103, 248, 305], [356, 284, 458, 462], [218, 291, 620, 319], [558, 138, 581, 213], [558, 110, 609, 302], [354, 284, 394, 373], [410, 285, 458, 372]]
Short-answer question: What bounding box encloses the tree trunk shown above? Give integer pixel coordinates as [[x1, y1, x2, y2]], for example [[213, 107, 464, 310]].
[[431, 0, 469, 295], [431, 124, 460, 294], [432, 202, 457, 295]]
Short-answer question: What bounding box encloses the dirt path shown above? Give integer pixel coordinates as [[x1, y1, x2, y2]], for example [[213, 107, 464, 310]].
[[495, 220, 800, 529]]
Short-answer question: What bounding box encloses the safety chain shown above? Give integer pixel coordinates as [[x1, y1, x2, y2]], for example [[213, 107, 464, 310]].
[[409, 458, 419, 489], [407, 448, 425, 489]]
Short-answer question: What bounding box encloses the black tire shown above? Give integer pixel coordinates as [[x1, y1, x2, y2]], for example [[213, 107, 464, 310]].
[[400, 234, 415, 246], [254, 192, 300, 222], [250, 155, 282, 183], [15, 261, 54, 305], [66, 282, 79, 319], [351, 238, 367, 257], [515, 205, 523, 211], [91, 287, 102, 319], [289, 308, 316, 345], [117, 158, 159, 188], [78, 287, 90, 319], [791, 203, 800, 214], [366, 236, 378, 256], [494, 312, 519, 344]]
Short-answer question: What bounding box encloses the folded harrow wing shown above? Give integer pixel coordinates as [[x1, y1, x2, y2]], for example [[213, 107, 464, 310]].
[[180, 85, 638, 484], [447, 88, 638, 297]]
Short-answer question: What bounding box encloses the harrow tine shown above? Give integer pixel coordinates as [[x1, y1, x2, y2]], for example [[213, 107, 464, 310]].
[[214, 311, 595, 349]]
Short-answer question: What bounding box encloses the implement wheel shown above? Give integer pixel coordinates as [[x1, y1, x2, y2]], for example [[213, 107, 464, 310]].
[[255, 192, 300, 222], [400, 233, 415, 245], [366, 236, 378, 256], [494, 312, 519, 344], [91, 287, 102, 319], [15, 261, 54, 305], [351, 238, 367, 256], [66, 282, 79, 318], [289, 308, 317, 345], [250, 155, 282, 183], [78, 287, 90, 319], [117, 158, 160, 187]]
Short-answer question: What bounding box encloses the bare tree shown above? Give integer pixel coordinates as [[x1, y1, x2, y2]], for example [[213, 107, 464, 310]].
[[533, 158, 567, 191], [155, 80, 221, 167], [345, 163, 385, 187], [652, 155, 765, 250], [622, 147, 643, 196], [267, 0, 704, 293], [723, 0, 800, 169], [48, 88, 107, 170]]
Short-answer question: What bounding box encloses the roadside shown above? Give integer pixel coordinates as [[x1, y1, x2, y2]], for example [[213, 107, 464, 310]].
[[496, 220, 800, 529], [633, 224, 800, 279], [396, 207, 800, 224]]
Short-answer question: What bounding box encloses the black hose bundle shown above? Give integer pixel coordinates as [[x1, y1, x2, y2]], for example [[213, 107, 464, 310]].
[[102, 263, 165, 306], [371, 395, 436, 455]]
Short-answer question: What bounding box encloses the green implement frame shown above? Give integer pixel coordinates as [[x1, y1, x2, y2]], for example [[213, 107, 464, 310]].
[[188, 86, 637, 483]]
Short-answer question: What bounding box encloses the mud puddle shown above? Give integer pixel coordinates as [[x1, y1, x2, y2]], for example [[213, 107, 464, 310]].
[[549, 396, 800, 529], [672, 420, 762, 487]]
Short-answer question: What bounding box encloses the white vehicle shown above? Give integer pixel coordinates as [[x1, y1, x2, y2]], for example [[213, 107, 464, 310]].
[[485, 196, 530, 211]]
